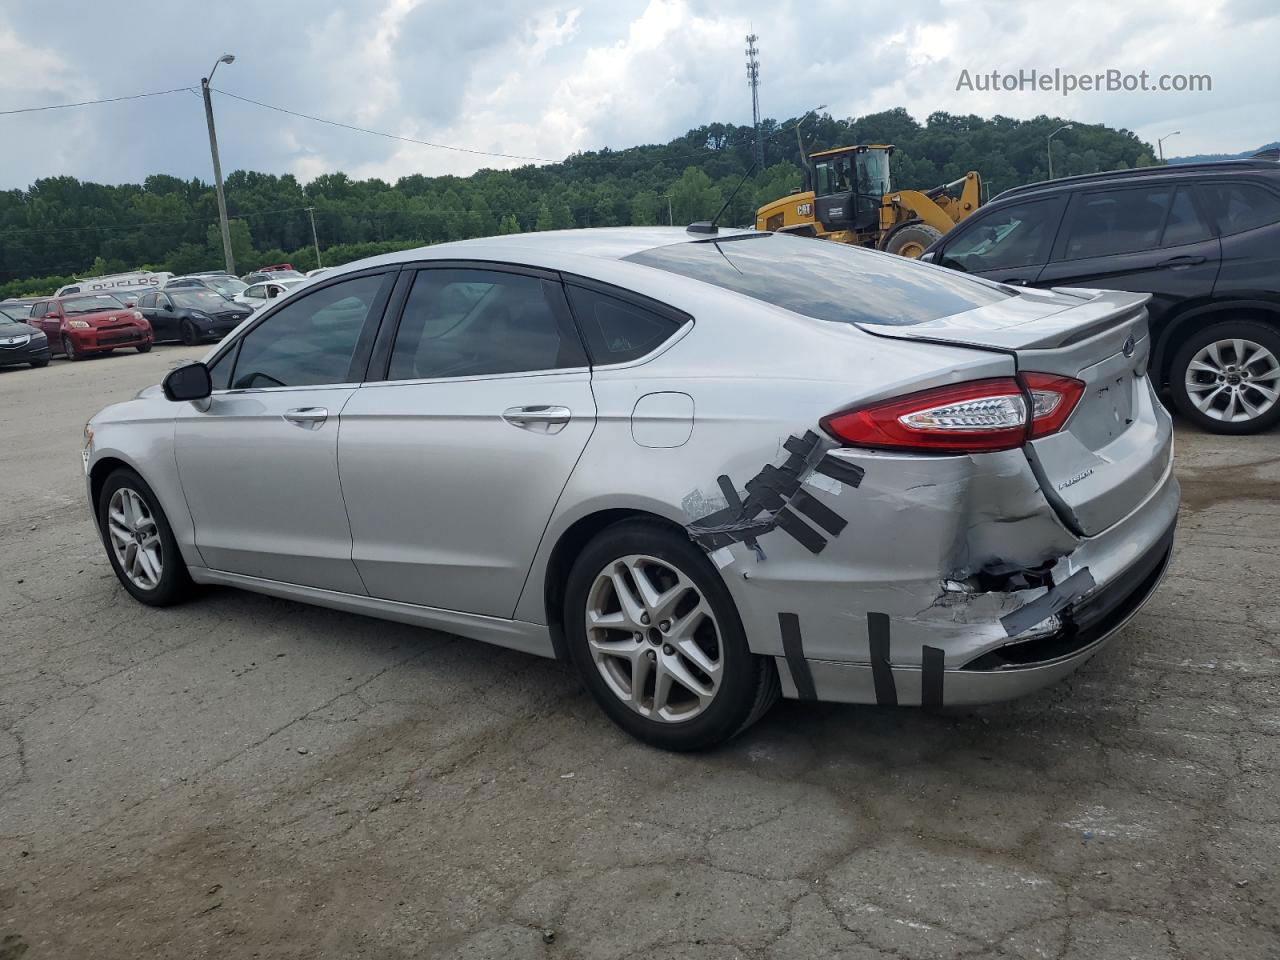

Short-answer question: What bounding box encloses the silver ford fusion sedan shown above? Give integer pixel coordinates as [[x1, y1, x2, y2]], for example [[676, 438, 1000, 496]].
[[84, 227, 1178, 750]]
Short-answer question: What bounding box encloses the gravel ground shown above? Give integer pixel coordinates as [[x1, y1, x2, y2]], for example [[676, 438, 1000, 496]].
[[1, 345, 1277, 959]]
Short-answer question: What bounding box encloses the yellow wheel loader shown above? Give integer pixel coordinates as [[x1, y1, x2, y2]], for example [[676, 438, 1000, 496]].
[[754, 144, 983, 258]]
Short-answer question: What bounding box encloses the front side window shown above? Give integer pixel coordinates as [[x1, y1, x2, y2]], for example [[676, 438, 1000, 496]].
[[137, 292, 155, 309], [1161, 186, 1213, 247], [227, 274, 384, 390], [386, 269, 585, 381], [171, 290, 229, 311], [941, 199, 1064, 273], [1060, 186, 1172, 260], [245, 285, 265, 299], [1199, 181, 1280, 235], [626, 233, 1010, 326]]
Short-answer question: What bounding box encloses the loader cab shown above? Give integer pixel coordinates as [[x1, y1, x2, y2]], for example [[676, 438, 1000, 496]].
[[811, 145, 893, 233]]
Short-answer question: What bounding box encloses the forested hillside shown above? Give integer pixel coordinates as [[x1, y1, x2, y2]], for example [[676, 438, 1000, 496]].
[[0, 108, 1158, 296]]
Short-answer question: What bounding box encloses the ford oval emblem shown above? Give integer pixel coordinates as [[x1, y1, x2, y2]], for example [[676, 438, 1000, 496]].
[[1122, 335, 1136, 358]]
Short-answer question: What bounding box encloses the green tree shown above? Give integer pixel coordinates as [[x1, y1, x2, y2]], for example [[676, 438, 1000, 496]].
[[534, 202, 555, 231], [669, 167, 722, 224], [206, 219, 255, 272]]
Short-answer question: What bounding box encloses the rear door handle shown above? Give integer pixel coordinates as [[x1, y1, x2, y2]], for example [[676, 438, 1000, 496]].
[[283, 407, 328, 427], [1160, 255, 1206, 267], [502, 405, 572, 434]]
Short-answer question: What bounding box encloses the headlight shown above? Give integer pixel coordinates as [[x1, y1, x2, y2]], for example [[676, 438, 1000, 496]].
[[67, 319, 91, 329], [189, 311, 211, 321], [132, 310, 144, 321], [30, 331, 46, 342]]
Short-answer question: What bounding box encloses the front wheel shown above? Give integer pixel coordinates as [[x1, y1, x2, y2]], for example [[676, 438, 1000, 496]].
[[1170, 320, 1280, 434], [97, 467, 195, 606], [29, 357, 49, 368], [880, 220, 944, 259], [62, 336, 82, 361], [181, 321, 199, 346], [564, 520, 778, 751]]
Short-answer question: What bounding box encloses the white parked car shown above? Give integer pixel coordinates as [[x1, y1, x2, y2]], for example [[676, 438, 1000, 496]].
[[234, 278, 306, 311]]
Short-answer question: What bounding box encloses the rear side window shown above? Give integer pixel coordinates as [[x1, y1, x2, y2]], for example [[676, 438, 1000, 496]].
[[1060, 186, 1172, 260], [1199, 181, 1280, 235], [1161, 186, 1213, 247], [386, 269, 586, 381], [625, 233, 1008, 326], [137, 293, 155, 308], [566, 286, 684, 364], [940, 198, 1063, 273]]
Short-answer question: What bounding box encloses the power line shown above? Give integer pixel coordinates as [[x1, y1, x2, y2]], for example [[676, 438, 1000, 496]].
[[212, 87, 558, 164], [0, 87, 196, 116]]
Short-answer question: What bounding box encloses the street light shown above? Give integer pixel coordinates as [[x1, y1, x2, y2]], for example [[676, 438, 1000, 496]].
[[1157, 130, 1181, 162], [1046, 124, 1073, 181], [202, 54, 237, 275]]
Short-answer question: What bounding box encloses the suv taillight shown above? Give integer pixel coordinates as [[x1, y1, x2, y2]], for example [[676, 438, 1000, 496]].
[[820, 373, 1084, 454]]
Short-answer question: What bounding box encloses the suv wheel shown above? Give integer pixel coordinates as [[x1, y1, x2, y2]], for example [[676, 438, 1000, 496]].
[[563, 520, 779, 751], [1171, 320, 1280, 434]]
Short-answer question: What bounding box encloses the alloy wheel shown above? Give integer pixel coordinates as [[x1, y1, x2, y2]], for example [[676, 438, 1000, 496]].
[[1184, 337, 1280, 423], [106, 487, 163, 590], [584, 554, 723, 723]]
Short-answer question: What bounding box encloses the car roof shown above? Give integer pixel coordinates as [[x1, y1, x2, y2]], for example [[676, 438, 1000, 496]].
[[354, 226, 759, 271], [992, 158, 1280, 204]]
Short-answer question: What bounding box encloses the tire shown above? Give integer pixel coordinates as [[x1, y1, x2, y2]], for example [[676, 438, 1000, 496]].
[[881, 220, 944, 258], [136, 342, 152, 353], [1169, 320, 1280, 435], [29, 358, 48, 368], [97, 467, 195, 607], [62, 336, 83, 361], [563, 520, 779, 751], [181, 321, 199, 346]]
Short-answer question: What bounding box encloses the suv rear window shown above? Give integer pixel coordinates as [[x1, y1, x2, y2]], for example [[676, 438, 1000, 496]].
[[623, 233, 1009, 326]]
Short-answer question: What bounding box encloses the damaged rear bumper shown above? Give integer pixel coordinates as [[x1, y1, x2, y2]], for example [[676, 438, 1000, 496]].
[[779, 513, 1174, 705]]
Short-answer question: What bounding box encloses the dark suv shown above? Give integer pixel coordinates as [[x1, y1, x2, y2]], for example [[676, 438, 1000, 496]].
[[922, 160, 1280, 434]]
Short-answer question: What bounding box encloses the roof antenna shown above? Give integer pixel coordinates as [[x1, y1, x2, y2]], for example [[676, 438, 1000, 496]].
[[687, 161, 758, 235]]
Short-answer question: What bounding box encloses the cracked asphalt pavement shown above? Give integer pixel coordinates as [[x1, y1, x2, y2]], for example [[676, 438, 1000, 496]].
[[1, 346, 1277, 959]]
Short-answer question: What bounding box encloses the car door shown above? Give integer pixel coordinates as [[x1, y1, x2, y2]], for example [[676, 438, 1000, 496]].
[[933, 195, 1066, 285], [136, 292, 162, 339], [173, 269, 396, 592], [29, 303, 61, 348], [338, 264, 596, 618], [1034, 183, 1221, 328]]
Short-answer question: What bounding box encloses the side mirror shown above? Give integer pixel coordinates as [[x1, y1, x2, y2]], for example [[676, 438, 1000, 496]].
[[162, 362, 212, 402], [919, 251, 937, 263], [163, 302, 175, 312]]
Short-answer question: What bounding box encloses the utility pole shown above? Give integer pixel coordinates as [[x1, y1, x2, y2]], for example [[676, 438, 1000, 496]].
[[745, 34, 763, 170], [202, 54, 237, 275], [306, 207, 322, 268], [1157, 130, 1181, 162], [1046, 123, 1073, 181], [660, 194, 673, 226]]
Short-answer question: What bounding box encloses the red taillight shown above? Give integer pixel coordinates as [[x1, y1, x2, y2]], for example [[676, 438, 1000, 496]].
[[820, 373, 1084, 454]]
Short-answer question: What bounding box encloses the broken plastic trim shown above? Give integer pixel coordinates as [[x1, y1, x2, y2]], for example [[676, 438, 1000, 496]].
[[686, 431, 864, 558]]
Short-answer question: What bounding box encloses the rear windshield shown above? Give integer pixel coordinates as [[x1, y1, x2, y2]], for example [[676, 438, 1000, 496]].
[[623, 233, 1010, 326], [63, 294, 125, 315]]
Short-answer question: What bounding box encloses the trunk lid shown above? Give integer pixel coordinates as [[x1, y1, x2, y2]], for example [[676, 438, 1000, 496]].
[[860, 287, 1173, 536]]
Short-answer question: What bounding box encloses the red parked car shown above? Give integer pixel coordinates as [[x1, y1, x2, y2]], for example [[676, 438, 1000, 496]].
[[27, 293, 153, 361]]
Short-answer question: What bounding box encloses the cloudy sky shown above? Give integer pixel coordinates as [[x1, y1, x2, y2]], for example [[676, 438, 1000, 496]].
[[0, 0, 1275, 189]]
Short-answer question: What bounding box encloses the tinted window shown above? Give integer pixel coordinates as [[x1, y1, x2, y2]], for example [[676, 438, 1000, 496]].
[[626, 233, 1009, 326], [228, 274, 383, 389], [1200, 181, 1280, 235], [1161, 186, 1213, 246], [941, 199, 1063, 273], [566, 286, 683, 363], [62, 286, 80, 295], [208, 343, 236, 391], [387, 269, 585, 381], [1061, 186, 1172, 260], [171, 289, 229, 310]]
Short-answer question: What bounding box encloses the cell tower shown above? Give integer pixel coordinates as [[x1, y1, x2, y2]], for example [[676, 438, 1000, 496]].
[[745, 34, 763, 169]]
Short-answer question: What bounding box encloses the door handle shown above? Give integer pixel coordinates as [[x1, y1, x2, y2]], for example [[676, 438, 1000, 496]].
[[283, 407, 328, 427], [1160, 255, 1205, 267], [502, 405, 572, 434]]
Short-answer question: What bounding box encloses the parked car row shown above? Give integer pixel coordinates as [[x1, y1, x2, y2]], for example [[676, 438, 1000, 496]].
[[920, 159, 1280, 434]]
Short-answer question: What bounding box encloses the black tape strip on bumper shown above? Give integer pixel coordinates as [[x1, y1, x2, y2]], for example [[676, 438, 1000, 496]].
[[867, 611, 897, 706], [921, 645, 945, 707], [778, 612, 816, 700], [999, 568, 1097, 637], [814, 457, 865, 488]]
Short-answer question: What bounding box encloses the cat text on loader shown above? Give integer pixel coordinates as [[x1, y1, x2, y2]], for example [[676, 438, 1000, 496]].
[[755, 144, 983, 258]]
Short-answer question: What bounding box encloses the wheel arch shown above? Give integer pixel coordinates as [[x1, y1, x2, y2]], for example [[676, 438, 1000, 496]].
[[1155, 299, 1280, 387], [540, 507, 689, 661]]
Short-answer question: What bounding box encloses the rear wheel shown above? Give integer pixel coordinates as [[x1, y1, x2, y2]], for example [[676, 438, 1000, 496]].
[[881, 220, 944, 259], [97, 467, 195, 606], [1170, 320, 1280, 434], [564, 520, 779, 751], [136, 342, 152, 353], [29, 358, 48, 368], [62, 336, 82, 361]]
